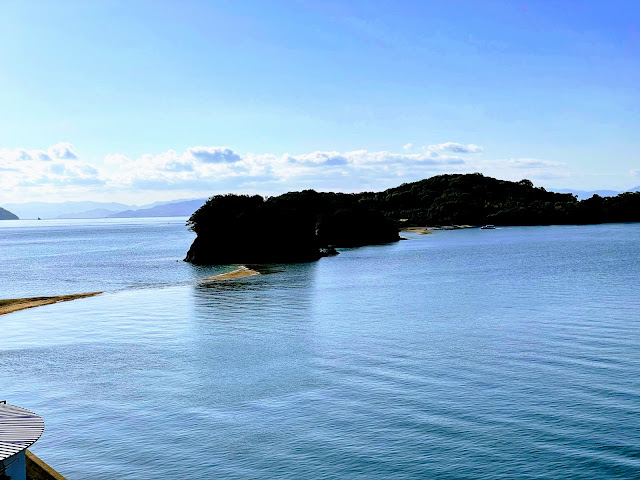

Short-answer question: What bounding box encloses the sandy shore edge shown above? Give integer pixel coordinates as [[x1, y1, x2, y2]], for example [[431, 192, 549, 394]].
[[0, 292, 102, 316], [204, 266, 260, 281], [401, 225, 476, 234], [400, 227, 433, 234]]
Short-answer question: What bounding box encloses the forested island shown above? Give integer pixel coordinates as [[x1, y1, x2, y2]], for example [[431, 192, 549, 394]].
[[185, 190, 398, 264], [0, 207, 18, 220], [185, 173, 640, 265]]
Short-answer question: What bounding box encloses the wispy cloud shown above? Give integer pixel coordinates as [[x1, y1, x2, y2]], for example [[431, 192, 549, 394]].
[[504, 158, 564, 168], [186, 146, 242, 164], [428, 142, 484, 154]]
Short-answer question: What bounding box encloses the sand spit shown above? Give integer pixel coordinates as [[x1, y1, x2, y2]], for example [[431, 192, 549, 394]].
[[204, 266, 260, 281], [0, 292, 102, 316]]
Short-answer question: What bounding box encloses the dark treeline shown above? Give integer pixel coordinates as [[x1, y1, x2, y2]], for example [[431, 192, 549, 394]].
[[185, 173, 640, 265]]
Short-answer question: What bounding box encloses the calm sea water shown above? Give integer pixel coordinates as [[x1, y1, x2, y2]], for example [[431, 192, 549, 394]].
[[1, 219, 639, 479]]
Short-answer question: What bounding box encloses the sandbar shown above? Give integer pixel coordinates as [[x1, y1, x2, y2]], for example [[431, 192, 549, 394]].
[[0, 292, 102, 316], [203, 266, 260, 281]]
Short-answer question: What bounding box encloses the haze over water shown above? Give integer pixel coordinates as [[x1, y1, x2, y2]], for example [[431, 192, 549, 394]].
[[1, 219, 639, 479]]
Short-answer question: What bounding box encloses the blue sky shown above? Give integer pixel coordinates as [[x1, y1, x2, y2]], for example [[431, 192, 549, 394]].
[[1, 0, 638, 203]]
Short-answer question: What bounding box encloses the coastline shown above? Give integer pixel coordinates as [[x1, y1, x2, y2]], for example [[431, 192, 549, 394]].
[[400, 225, 476, 234], [0, 292, 102, 316]]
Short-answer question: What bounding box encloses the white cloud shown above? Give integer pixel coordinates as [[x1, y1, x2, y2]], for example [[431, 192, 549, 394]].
[[0, 142, 576, 203], [14, 149, 32, 162], [428, 142, 484, 154], [101, 146, 469, 193], [285, 152, 349, 167], [1, 145, 78, 164], [402, 143, 413, 151], [186, 146, 241, 164], [0, 143, 103, 197], [630, 168, 640, 177], [0, 143, 475, 202], [49, 163, 66, 175], [104, 153, 130, 166], [48, 142, 78, 160], [31, 151, 52, 162]]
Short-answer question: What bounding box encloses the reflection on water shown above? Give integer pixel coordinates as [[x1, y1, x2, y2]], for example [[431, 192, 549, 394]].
[[189, 263, 319, 408], [1, 223, 639, 479], [193, 262, 317, 331]]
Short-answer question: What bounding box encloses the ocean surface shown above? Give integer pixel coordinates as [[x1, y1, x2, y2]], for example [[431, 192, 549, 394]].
[[1, 218, 639, 479]]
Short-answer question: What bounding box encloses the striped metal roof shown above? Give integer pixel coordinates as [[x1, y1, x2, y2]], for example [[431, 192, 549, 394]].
[[0, 402, 45, 461]]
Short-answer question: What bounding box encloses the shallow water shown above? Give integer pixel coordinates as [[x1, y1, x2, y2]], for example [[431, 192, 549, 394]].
[[1, 220, 639, 479]]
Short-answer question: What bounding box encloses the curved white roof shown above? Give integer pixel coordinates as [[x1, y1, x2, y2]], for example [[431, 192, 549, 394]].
[[0, 403, 45, 461]]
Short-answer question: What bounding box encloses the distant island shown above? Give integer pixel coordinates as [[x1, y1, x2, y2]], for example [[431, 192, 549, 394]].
[[184, 173, 640, 265], [0, 207, 18, 220]]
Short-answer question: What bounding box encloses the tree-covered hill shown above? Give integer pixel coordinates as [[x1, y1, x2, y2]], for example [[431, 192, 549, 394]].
[[0, 207, 18, 220], [185, 173, 640, 265], [364, 173, 640, 226], [363, 173, 577, 226]]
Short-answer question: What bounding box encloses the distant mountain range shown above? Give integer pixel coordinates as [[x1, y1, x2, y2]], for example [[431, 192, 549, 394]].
[[2, 201, 133, 220], [107, 199, 207, 218], [551, 187, 640, 200], [1, 199, 207, 220], [57, 208, 124, 219]]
